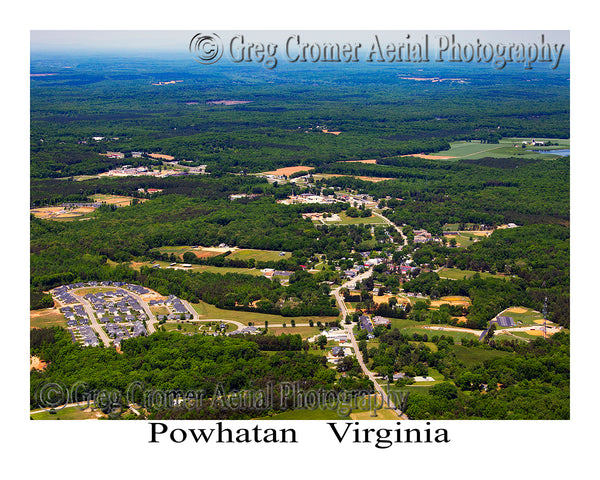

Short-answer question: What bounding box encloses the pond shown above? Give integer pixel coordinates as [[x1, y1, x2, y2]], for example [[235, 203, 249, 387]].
[[533, 149, 570, 157]]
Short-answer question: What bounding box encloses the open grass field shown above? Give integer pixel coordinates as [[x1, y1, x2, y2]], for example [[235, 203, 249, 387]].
[[437, 267, 507, 281], [450, 344, 513, 368], [268, 326, 321, 338], [162, 321, 236, 334], [400, 326, 480, 343], [336, 211, 386, 225], [30, 406, 106, 420], [499, 306, 547, 326], [228, 249, 291, 262], [131, 260, 265, 276], [30, 309, 66, 329], [192, 300, 339, 326]]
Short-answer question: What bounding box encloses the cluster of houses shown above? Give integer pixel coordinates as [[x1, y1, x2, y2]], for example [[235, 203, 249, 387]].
[[413, 229, 434, 244], [52, 282, 155, 347], [71, 325, 99, 347], [106, 320, 147, 347], [152, 295, 193, 321]]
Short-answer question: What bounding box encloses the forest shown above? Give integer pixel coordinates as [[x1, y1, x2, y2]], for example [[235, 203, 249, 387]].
[[30, 52, 570, 421]]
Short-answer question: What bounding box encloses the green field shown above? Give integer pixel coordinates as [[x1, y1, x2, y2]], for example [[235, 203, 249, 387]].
[[398, 326, 481, 343], [192, 300, 339, 326], [268, 326, 321, 338], [429, 138, 570, 160], [450, 344, 513, 368], [30, 406, 105, 420], [336, 211, 386, 225], [498, 307, 547, 326], [256, 394, 398, 420], [437, 267, 508, 281], [228, 249, 291, 262], [133, 260, 264, 276]]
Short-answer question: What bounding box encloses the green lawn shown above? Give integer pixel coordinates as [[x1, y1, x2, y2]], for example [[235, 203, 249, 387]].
[[268, 326, 321, 338], [449, 344, 513, 368], [31, 406, 105, 420], [437, 267, 508, 281], [192, 300, 339, 326], [228, 249, 291, 262], [337, 211, 386, 225], [398, 326, 481, 343]]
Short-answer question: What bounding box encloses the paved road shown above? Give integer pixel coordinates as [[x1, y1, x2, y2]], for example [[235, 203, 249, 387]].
[[372, 211, 408, 248], [71, 293, 111, 347], [128, 291, 158, 333], [331, 268, 408, 419]]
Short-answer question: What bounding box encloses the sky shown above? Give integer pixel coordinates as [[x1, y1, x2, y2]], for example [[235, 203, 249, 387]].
[[30, 30, 569, 53]]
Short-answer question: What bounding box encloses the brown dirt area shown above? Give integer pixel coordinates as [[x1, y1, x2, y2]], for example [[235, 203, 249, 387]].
[[149, 153, 175, 160], [263, 166, 315, 176], [507, 307, 529, 314], [30, 356, 47, 371], [430, 296, 471, 308], [454, 316, 468, 324]]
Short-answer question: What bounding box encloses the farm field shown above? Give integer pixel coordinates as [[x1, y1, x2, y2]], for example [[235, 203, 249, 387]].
[[425, 138, 570, 160], [261, 166, 314, 176]]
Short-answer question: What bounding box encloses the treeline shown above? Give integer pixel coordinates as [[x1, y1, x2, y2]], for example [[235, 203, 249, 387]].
[[404, 333, 570, 420], [31, 58, 568, 177], [30, 328, 365, 418]]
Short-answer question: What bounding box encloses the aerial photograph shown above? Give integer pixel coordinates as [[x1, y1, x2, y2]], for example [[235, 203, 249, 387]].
[[29, 30, 570, 422]]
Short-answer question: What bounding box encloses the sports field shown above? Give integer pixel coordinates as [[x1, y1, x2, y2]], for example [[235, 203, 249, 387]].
[[228, 249, 291, 262]]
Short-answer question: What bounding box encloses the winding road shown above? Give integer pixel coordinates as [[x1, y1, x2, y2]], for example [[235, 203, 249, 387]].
[[331, 268, 408, 419]]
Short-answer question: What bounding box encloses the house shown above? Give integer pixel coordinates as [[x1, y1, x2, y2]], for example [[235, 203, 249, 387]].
[[359, 315, 374, 334], [331, 346, 345, 357]]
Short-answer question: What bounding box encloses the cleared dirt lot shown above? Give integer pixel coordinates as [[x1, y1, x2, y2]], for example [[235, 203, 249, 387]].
[[262, 166, 315, 176]]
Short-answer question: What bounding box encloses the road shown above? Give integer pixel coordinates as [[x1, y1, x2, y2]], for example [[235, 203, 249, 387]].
[[331, 268, 408, 419], [128, 291, 158, 334], [71, 293, 111, 347], [372, 211, 407, 248]]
